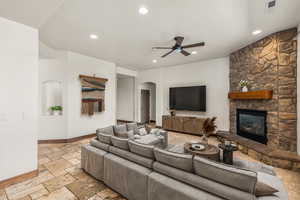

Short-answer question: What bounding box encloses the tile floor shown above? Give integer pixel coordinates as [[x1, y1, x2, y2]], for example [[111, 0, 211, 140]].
[[0, 132, 299, 200]]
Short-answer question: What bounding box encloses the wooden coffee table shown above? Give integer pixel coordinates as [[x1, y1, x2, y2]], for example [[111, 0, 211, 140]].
[[184, 143, 220, 162]]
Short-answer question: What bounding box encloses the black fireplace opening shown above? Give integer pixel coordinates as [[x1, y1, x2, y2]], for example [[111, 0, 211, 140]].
[[236, 109, 268, 144]]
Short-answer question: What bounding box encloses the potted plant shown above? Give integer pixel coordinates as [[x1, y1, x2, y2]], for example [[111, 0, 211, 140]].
[[202, 117, 217, 146], [50, 106, 62, 116], [239, 80, 249, 92]]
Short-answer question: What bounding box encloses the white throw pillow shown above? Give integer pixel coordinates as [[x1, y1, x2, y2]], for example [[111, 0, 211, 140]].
[[139, 128, 148, 136], [150, 128, 159, 135]]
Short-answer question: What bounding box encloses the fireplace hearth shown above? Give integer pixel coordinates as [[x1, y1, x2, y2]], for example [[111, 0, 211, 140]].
[[236, 109, 267, 144]]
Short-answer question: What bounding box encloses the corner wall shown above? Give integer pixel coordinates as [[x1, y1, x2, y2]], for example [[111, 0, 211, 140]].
[[0, 17, 38, 181], [230, 28, 298, 152], [39, 49, 117, 140], [138, 57, 230, 130]]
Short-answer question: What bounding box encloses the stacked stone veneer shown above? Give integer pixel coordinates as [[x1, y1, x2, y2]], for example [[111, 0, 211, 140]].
[[230, 28, 298, 152]]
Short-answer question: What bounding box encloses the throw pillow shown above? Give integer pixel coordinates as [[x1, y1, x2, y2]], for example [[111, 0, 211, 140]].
[[150, 128, 159, 135], [255, 181, 279, 197], [127, 130, 135, 140], [126, 123, 139, 135], [113, 124, 128, 137], [139, 128, 148, 136]]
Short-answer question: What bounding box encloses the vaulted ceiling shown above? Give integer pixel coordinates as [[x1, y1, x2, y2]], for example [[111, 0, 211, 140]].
[[0, 0, 299, 70]]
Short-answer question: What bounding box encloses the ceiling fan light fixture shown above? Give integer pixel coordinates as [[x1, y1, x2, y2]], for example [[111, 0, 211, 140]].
[[176, 48, 182, 53], [139, 6, 149, 15], [152, 59, 157, 63], [191, 51, 197, 55]]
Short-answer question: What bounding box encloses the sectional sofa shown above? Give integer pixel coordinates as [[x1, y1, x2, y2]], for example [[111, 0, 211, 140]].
[[81, 123, 288, 200]]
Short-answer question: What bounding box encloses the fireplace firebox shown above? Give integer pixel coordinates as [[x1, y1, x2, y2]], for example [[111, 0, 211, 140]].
[[236, 109, 268, 144]]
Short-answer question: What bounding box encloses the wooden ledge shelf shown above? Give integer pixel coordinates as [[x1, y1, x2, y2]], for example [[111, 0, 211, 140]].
[[228, 90, 273, 100]]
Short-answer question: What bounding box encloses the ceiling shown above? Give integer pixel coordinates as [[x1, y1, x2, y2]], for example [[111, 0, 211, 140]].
[[0, 0, 299, 70]]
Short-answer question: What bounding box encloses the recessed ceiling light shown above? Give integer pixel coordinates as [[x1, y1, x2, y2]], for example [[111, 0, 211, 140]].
[[191, 51, 197, 55], [152, 59, 157, 63], [89, 34, 99, 39], [252, 30, 262, 35], [139, 6, 149, 15]]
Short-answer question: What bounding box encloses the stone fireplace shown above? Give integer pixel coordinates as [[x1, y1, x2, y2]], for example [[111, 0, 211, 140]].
[[237, 109, 267, 144], [229, 28, 298, 153]]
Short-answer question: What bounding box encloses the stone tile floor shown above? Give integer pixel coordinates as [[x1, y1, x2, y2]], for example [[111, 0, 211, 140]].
[[0, 132, 299, 200]]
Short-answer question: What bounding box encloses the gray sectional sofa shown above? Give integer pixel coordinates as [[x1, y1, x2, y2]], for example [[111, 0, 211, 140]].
[[81, 123, 288, 200]]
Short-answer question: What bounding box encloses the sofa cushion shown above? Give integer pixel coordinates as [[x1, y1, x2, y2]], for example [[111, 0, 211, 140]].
[[97, 126, 114, 135], [97, 133, 111, 144], [81, 144, 108, 181], [154, 148, 193, 172], [153, 162, 255, 200], [111, 136, 129, 150], [128, 140, 154, 159], [193, 156, 257, 194], [148, 172, 225, 200], [109, 146, 154, 168], [90, 138, 110, 151], [126, 123, 139, 134], [104, 154, 152, 200]]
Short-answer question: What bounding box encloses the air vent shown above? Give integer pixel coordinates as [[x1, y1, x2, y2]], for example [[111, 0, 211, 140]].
[[267, 0, 276, 8]]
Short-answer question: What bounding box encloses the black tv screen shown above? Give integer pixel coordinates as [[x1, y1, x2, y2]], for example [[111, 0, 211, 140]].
[[169, 86, 206, 111]]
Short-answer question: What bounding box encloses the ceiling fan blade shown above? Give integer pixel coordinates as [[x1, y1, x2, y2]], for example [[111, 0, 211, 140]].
[[152, 47, 173, 50], [182, 42, 205, 49], [162, 50, 175, 58], [175, 36, 184, 46], [181, 50, 191, 56]]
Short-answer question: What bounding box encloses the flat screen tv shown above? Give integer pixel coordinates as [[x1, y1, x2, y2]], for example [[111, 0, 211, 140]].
[[169, 86, 206, 112]]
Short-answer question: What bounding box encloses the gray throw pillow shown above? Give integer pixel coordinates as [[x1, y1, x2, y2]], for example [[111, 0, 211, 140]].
[[255, 181, 279, 197], [154, 148, 193, 172], [97, 133, 111, 144], [127, 130, 135, 139], [111, 136, 129, 150], [113, 124, 127, 136], [126, 123, 139, 135], [128, 140, 154, 159], [97, 126, 114, 135]]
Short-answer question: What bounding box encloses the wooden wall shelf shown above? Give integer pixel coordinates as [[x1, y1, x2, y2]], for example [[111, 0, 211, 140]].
[[228, 90, 273, 100]]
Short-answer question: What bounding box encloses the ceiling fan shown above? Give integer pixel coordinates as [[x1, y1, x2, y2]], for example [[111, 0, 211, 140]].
[[152, 36, 205, 58]]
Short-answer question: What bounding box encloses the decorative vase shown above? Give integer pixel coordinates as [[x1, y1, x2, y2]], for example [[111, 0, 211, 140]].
[[52, 111, 61, 116], [242, 86, 248, 92], [201, 134, 209, 147]]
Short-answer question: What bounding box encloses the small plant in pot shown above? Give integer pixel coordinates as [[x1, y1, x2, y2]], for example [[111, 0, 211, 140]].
[[50, 106, 62, 116], [201, 117, 217, 146], [239, 80, 249, 92]]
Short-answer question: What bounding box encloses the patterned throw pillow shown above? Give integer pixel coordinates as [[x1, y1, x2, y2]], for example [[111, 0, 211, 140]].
[[138, 128, 148, 136]]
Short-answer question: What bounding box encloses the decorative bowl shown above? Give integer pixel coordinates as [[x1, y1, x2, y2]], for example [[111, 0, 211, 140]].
[[191, 143, 206, 151]]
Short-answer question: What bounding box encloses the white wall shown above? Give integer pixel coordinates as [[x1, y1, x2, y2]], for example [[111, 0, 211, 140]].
[[117, 77, 135, 121], [297, 24, 300, 155], [116, 67, 138, 77], [39, 48, 117, 140], [0, 17, 38, 181], [138, 57, 230, 131], [39, 59, 68, 140]]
